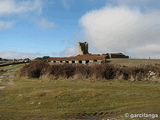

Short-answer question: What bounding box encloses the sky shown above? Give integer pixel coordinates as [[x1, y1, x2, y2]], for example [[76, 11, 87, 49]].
[[0, 0, 160, 59]]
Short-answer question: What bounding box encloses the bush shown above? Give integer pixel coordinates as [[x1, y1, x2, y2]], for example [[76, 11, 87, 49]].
[[20, 61, 49, 78], [19, 61, 160, 81], [47, 64, 76, 79]]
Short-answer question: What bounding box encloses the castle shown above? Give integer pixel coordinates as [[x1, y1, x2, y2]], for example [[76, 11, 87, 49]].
[[47, 42, 129, 64], [78, 42, 89, 55]]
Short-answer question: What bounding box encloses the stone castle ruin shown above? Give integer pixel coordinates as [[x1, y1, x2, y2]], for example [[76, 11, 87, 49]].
[[47, 42, 129, 64], [108, 53, 129, 58], [77, 42, 128, 58], [78, 42, 89, 55]]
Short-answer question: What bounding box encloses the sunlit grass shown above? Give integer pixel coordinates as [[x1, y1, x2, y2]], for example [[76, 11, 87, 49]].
[[108, 58, 160, 67], [0, 61, 160, 119], [0, 77, 160, 120], [0, 63, 26, 71]]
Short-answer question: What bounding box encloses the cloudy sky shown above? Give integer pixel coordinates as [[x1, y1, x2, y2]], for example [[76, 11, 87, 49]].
[[0, 0, 160, 59]]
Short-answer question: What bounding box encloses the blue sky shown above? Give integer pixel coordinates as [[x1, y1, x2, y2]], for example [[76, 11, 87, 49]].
[[1, 0, 160, 59]]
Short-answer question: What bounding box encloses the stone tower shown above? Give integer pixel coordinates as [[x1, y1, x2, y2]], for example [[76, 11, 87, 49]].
[[78, 42, 89, 55]]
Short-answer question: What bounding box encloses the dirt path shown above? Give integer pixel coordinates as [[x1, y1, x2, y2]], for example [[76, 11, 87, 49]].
[[0, 68, 17, 90]]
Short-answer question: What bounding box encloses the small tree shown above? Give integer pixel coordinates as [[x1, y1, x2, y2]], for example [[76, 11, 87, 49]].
[[43, 56, 50, 59]]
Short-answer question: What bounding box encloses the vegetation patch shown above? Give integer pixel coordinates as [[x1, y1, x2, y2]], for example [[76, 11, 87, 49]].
[[0, 78, 160, 120], [0, 61, 160, 119], [20, 61, 160, 81]]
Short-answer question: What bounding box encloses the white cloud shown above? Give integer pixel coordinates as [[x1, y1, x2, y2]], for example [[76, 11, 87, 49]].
[[0, 51, 42, 59], [132, 44, 160, 59], [80, 6, 160, 58], [107, 0, 160, 7], [38, 18, 56, 29], [0, 21, 15, 30], [59, 47, 77, 57], [108, 0, 151, 4], [0, 0, 42, 16], [61, 0, 74, 10]]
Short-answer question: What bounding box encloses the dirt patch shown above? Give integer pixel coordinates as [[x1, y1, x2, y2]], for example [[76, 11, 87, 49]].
[[62, 111, 123, 120], [0, 86, 5, 90], [0, 68, 18, 90]]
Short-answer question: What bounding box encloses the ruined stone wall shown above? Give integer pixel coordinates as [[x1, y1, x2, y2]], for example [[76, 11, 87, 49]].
[[108, 53, 129, 58], [78, 42, 89, 55]]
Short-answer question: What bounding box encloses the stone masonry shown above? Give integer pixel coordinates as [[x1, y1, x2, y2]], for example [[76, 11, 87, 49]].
[[78, 42, 89, 55]]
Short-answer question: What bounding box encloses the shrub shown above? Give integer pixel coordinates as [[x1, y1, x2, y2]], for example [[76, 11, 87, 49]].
[[19, 61, 160, 81], [20, 61, 49, 78], [47, 64, 76, 79]]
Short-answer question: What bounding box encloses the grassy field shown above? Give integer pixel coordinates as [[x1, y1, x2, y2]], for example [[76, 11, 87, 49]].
[[0, 63, 26, 76], [0, 63, 25, 70], [0, 77, 160, 120], [108, 58, 160, 67], [0, 60, 160, 120]]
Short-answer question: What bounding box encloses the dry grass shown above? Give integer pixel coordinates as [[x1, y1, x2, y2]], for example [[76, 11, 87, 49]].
[[19, 61, 160, 81], [0, 61, 160, 119], [108, 58, 160, 67], [0, 78, 160, 120]]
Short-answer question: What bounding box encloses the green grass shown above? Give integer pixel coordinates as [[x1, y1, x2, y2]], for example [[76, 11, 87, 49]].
[[0, 63, 26, 70], [0, 63, 26, 76], [1, 61, 160, 120], [0, 77, 160, 120]]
